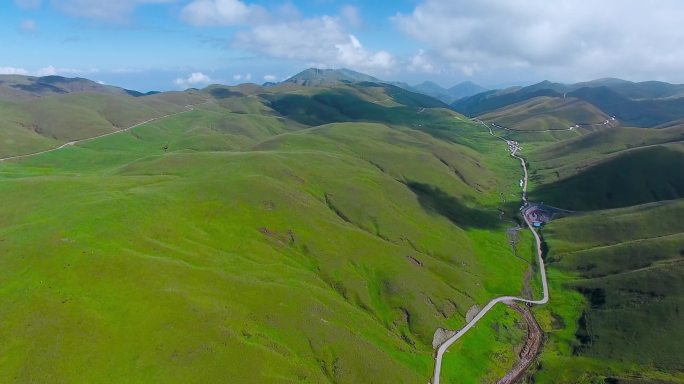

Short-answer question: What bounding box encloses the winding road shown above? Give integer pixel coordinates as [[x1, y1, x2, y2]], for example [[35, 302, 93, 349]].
[[432, 120, 549, 384], [0, 102, 204, 163]]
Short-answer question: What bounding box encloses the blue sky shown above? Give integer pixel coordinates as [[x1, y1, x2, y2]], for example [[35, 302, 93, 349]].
[[3, 0, 684, 91]]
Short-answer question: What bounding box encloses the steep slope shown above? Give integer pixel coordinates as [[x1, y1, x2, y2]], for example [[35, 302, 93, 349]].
[[534, 200, 684, 383], [530, 143, 684, 210]]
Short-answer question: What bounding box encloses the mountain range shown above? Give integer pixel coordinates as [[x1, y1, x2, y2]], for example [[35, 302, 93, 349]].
[[283, 68, 488, 103], [0, 68, 682, 384]]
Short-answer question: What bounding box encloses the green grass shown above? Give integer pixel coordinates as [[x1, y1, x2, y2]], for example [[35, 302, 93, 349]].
[[0, 92, 192, 158], [441, 304, 527, 384], [529, 143, 684, 210], [479, 96, 610, 132], [0, 86, 538, 382], [528, 200, 684, 383]]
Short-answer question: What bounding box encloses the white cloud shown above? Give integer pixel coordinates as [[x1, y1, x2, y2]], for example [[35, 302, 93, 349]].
[[174, 72, 212, 88], [0, 67, 30, 75], [182, 1, 394, 74], [181, 0, 267, 26], [34, 65, 58, 76], [232, 73, 251, 82], [234, 16, 395, 73], [407, 49, 436, 74], [393, 0, 684, 81], [49, 0, 178, 22], [20, 20, 37, 32], [263, 74, 277, 82], [0, 65, 97, 77], [340, 5, 362, 28]]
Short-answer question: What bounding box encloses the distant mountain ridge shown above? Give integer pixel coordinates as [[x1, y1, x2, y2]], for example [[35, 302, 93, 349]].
[[452, 78, 684, 127], [284, 68, 487, 103], [0, 74, 158, 100], [413, 80, 488, 103]]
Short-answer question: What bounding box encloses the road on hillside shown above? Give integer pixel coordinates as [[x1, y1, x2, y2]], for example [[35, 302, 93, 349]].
[[487, 117, 617, 133], [432, 119, 549, 384], [0, 102, 206, 163]]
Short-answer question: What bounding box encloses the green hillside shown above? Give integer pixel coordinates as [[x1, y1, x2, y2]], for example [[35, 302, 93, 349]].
[[530, 143, 684, 210], [479, 96, 611, 132], [453, 79, 684, 127], [495, 97, 684, 383], [3, 71, 683, 383], [0, 81, 538, 383], [0, 78, 203, 158], [532, 200, 684, 383]]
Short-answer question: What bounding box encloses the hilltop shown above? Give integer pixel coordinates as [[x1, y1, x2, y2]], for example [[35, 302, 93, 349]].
[[283, 68, 487, 103], [283, 68, 382, 86]]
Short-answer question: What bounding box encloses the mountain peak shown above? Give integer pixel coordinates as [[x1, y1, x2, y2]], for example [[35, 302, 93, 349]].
[[284, 68, 381, 86]]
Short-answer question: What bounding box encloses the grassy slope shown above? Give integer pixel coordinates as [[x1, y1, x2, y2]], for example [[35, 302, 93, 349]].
[[0, 92, 200, 158], [529, 125, 684, 185], [479, 96, 610, 132], [532, 200, 684, 383], [529, 142, 684, 210], [510, 114, 684, 382], [0, 87, 535, 382]]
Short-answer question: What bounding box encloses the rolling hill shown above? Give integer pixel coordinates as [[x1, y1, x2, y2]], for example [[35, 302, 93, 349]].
[[2, 69, 684, 384], [0, 75, 204, 158], [0, 73, 537, 383], [452, 78, 684, 127], [534, 200, 684, 383], [488, 89, 684, 383], [478, 96, 611, 132]]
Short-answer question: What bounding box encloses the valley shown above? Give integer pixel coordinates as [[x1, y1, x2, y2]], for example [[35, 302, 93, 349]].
[[5, 2, 684, 383], [0, 70, 683, 384]]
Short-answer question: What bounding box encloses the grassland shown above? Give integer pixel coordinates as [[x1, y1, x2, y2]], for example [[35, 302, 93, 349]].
[[0, 83, 538, 383], [0, 84, 203, 158], [479, 96, 610, 133], [6, 73, 682, 383], [529, 199, 684, 383], [507, 109, 684, 383], [529, 142, 684, 210]]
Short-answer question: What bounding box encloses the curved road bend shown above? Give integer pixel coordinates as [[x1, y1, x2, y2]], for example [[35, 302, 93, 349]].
[[432, 120, 549, 384], [0, 102, 205, 163]]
